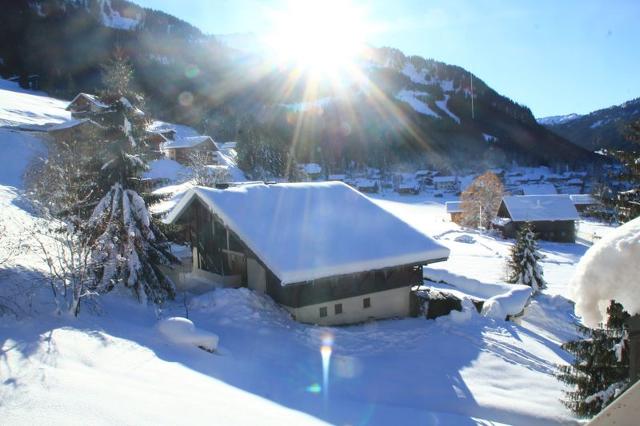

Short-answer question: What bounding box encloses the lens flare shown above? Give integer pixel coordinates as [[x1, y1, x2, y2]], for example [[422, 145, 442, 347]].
[[320, 332, 334, 406]]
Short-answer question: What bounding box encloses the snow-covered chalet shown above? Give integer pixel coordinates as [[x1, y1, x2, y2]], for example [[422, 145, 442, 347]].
[[492, 195, 580, 242], [165, 181, 450, 325]]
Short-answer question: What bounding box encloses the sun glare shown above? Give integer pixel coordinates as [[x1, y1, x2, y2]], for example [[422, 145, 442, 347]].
[[265, 1, 369, 76]]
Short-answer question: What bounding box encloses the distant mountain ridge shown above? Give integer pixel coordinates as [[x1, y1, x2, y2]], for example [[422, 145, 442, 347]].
[[539, 98, 640, 151], [0, 0, 599, 169]]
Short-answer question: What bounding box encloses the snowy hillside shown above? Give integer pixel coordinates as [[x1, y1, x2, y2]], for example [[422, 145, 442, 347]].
[[0, 80, 616, 425]]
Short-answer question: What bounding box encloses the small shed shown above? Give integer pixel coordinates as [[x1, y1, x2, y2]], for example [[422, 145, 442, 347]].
[[165, 182, 450, 325], [492, 195, 579, 242], [445, 201, 464, 224], [569, 194, 598, 213], [163, 136, 219, 165]]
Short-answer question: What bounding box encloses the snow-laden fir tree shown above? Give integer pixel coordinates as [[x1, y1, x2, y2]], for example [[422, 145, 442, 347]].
[[506, 222, 546, 294], [82, 52, 177, 304], [87, 183, 176, 304], [556, 301, 630, 417]]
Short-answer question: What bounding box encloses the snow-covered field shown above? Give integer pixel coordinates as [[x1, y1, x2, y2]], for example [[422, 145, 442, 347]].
[[0, 80, 617, 425]]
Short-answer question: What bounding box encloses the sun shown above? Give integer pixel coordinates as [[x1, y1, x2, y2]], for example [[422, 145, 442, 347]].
[[265, 0, 369, 76]]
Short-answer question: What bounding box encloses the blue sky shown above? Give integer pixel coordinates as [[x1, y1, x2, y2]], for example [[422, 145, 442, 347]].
[[135, 0, 640, 118]]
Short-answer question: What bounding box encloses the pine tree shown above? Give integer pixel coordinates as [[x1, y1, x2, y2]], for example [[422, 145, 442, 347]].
[[86, 184, 176, 304], [506, 222, 546, 294], [557, 301, 630, 417], [81, 52, 177, 305]]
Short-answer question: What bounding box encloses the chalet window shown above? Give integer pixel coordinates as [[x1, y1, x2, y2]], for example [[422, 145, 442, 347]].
[[334, 304, 343, 315], [319, 307, 328, 318], [363, 297, 371, 309]]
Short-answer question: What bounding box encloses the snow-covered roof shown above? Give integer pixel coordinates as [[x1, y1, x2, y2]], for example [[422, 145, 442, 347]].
[[445, 201, 463, 214], [163, 136, 218, 150], [433, 176, 458, 183], [66, 93, 108, 110], [328, 174, 346, 181], [165, 182, 450, 284], [569, 194, 597, 205], [521, 183, 557, 195], [47, 118, 105, 132], [299, 163, 322, 174], [501, 195, 579, 222], [354, 178, 378, 189]]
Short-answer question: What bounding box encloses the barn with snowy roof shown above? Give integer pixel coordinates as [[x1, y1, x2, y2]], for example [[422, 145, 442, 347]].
[[492, 195, 579, 242], [165, 181, 450, 325]]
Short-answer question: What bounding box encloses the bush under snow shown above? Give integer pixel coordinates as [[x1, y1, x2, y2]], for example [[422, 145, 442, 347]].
[[569, 216, 640, 328], [157, 317, 219, 352]]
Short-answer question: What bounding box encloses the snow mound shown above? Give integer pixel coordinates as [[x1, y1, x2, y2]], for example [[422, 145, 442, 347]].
[[569, 217, 640, 328], [157, 317, 219, 352], [481, 287, 532, 319], [424, 268, 533, 319]]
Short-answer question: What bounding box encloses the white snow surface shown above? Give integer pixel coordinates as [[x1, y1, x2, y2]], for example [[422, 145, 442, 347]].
[[167, 183, 450, 284], [502, 195, 579, 222], [435, 95, 461, 123], [157, 316, 219, 352], [521, 183, 558, 195], [569, 216, 640, 328], [537, 113, 581, 125], [0, 79, 71, 128], [395, 90, 440, 118], [143, 158, 188, 181], [0, 79, 615, 425]]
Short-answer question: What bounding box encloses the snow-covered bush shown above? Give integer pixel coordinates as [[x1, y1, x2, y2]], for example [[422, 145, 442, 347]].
[[31, 218, 96, 316], [506, 222, 546, 294], [157, 316, 219, 352], [569, 216, 640, 328]]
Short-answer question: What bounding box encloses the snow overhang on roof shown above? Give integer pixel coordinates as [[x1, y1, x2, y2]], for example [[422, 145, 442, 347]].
[[165, 182, 450, 285], [502, 195, 580, 222], [162, 136, 217, 150]]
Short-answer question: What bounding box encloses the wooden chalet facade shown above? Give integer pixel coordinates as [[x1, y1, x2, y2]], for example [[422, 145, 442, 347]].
[[165, 182, 450, 325], [492, 195, 579, 242]]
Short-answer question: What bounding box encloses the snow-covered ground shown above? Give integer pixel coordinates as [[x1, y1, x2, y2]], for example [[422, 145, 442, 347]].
[[0, 78, 619, 425]]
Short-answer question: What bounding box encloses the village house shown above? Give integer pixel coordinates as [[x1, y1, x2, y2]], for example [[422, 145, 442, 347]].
[[445, 201, 464, 224], [298, 163, 323, 180], [492, 195, 579, 242], [433, 175, 460, 192], [353, 178, 379, 194], [65, 93, 109, 117], [164, 182, 450, 325], [163, 136, 219, 165]]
